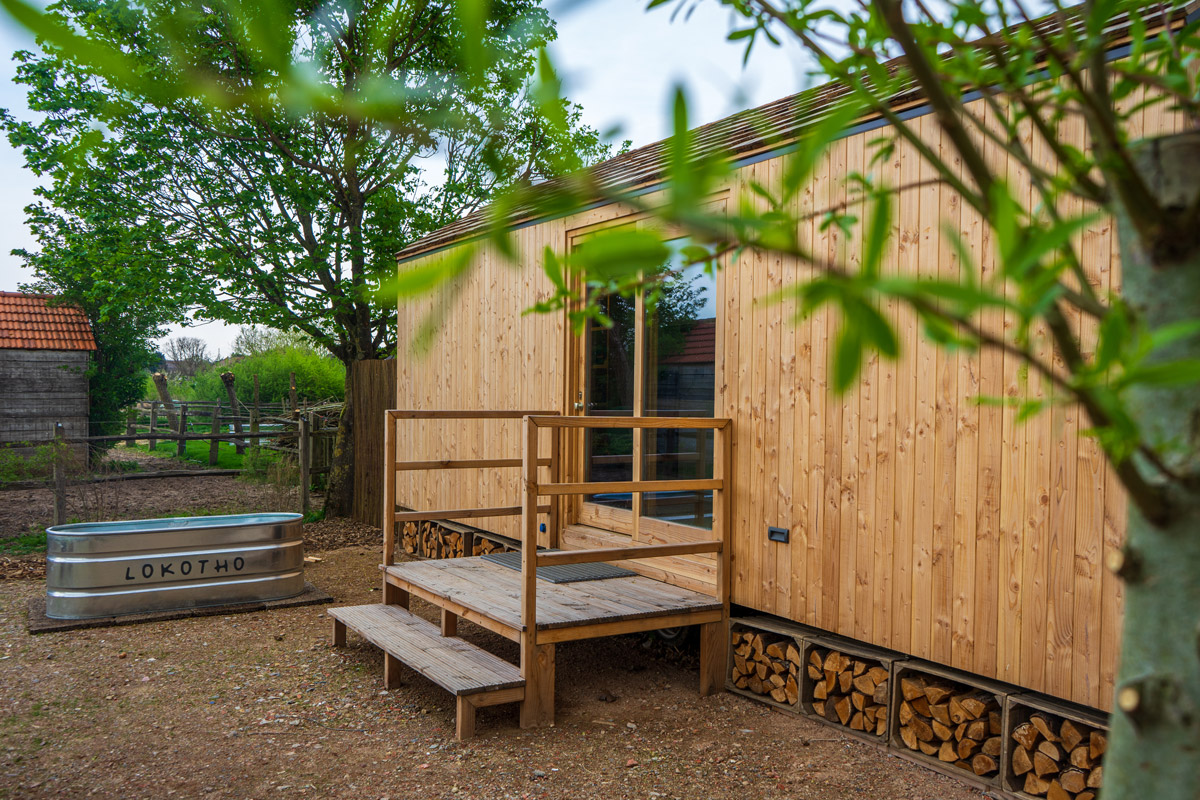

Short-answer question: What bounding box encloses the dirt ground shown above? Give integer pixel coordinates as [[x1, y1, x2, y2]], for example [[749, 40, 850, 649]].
[[0, 470, 991, 800]]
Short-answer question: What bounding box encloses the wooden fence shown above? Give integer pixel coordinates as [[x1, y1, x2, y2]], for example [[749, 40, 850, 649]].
[[350, 359, 396, 528], [33, 407, 338, 523]]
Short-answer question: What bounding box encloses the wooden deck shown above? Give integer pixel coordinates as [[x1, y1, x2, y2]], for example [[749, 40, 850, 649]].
[[383, 556, 724, 643]]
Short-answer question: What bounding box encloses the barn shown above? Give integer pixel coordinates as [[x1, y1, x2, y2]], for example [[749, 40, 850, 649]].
[[325, 5, 1190, 788], [0, 292, 97, 459]]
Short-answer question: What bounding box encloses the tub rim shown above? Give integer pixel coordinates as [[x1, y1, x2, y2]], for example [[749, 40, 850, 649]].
[[46, 512, 304, 537]]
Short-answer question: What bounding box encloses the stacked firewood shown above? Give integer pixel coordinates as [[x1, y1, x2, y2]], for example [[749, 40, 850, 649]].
[[1010, 713, 1105, 799], [730, 629, 800, 705], [400, 521, 510, 559], [895, 674, 1002, 779], [805, 648, 890, 736], [473, 537, 506, 556]]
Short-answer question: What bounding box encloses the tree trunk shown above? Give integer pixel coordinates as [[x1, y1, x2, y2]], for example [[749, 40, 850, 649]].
[[151, 372, 179, 433], [323, 364, 356, 518], [1107, 131, 1200, 799]]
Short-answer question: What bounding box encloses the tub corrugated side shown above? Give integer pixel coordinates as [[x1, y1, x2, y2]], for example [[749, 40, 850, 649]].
[[45, 513, 306, 619]]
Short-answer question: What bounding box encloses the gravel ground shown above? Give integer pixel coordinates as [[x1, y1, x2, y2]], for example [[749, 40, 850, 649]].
[[0, 467, 990, 799]]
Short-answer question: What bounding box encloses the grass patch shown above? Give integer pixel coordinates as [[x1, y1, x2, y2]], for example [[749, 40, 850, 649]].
[[125, 438, 252, 470], [0, 528, 47, 555]]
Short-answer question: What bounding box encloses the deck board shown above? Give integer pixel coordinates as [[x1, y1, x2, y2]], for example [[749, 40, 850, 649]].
[[385, 557, 723, 633], [329, 604, 525, 695]]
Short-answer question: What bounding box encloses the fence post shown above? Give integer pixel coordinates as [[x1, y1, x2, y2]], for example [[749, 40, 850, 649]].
[[52, 422, 67, 527], [220, 372, 245, 455], [124, 407, 137, 447], [149, 402, 159, 451], [209, 402, 221, 467], [177, 403, 188, 458], [289, 372, 298, 419], [299, 414, 311, 515], [252, 374, 261, 448]]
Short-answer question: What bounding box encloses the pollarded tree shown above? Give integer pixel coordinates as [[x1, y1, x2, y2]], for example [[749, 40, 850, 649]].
[[3, 0, 614, 515]]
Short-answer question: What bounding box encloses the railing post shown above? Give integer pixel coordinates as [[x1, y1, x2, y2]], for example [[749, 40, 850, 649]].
[[383, 411, 396, 566], [299, 414, 311, 515], [519, 415, 554, 728], [52, 422, 67, 527], [548, 426, 561, 549]]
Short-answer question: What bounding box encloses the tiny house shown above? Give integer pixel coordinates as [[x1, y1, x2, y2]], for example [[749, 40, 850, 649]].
[[386, 9, 1190, 716]]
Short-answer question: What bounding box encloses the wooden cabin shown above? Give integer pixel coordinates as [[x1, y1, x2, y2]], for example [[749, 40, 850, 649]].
[[0, 292, 97, 461], [328, 4, 1194, 758]]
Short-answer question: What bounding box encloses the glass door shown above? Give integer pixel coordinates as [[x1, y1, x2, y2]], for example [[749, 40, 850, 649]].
[[579, 237, 718, 539]]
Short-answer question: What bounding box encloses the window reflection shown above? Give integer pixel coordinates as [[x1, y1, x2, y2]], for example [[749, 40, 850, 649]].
[[642, 256, 716, 529]]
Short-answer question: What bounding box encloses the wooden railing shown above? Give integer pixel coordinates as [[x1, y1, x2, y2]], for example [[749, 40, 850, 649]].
[[382, 409, 561, 567], [519, 415, 732, 646], [381, 410, 732, 647]]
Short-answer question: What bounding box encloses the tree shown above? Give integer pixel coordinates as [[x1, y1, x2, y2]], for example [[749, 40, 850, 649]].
[[164, 336, 210, 377], [2, 0, 615, 515]]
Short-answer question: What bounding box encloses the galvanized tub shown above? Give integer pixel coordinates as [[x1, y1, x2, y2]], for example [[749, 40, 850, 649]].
[[45, 513, 305, 619]]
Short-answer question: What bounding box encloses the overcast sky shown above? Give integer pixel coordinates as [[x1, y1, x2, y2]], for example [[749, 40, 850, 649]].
[[0, 0, 812, 355]]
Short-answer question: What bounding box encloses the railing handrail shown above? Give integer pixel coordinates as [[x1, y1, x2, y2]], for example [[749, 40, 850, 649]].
[[518, 414, 732, 647], [382, 409, 562, 568]]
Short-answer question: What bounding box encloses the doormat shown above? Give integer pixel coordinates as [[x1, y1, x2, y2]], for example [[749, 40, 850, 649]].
[[481, 551, 636, 583], [27, 581, 334, 634]]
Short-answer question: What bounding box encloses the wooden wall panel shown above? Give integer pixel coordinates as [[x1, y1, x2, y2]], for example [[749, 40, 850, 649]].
[[394, 96, 1178, 711]]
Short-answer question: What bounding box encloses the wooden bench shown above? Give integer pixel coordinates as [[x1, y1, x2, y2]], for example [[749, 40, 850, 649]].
[[329, 604, 525, 739]]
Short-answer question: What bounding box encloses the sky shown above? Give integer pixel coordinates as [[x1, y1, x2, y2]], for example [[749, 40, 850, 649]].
[[0, 0, 813, 356]]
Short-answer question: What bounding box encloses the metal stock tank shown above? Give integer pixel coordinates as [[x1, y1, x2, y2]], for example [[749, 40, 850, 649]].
[[45, 513, 305, 619]]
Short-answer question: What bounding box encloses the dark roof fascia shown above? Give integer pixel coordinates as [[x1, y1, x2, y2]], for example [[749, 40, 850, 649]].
[[397, 3, 1196, 266]]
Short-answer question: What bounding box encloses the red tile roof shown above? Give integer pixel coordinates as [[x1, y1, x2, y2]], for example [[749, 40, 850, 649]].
[[662, 319, 716, 365], [0, 292, 97, 351]]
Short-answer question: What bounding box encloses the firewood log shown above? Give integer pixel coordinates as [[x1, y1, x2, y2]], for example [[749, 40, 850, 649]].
[[899, 701, 914, 725], [900, 725, 917, 750], [901, 676, 927, 701], [1087, 765, 1103, 788], [937, 741, 957, 762], [1059, 719, 1084, 752], [918, 740, 940, 756], [872, 680, 890, 706], [1012, 746, 1034, 776], [970, 754, 996, 776], [1089, 731, 1107, 760], [1031, 714, 1059, 742], [1012, 722, 1040, 750], [966, 719, 987, 741], [1069, 745, 1092, 769], [1038, 740, 1061, 761], [766, 642, 786, 660], [981, 736, 1001, 757], [1046, 780, 1070, 800], [786, 644, 801, 665], [1033, 750, 1059, 778], [929, 703, 951, 726], [834, 696, 852, 725], [1024, 773, 1051, 796], [910, 716, 934, 742], [932, 719, 953, 741], [1059, 768, 1087, 793], [925, 684, 954, 705], [911, 696, 931, 717], [989, 710, 1002, 736]]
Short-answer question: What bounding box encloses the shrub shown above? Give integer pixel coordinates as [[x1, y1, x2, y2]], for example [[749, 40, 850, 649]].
[[146, 346, 345, 406]]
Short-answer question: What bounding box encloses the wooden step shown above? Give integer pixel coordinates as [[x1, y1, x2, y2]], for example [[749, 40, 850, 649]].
[[329, 603, 525, 739]]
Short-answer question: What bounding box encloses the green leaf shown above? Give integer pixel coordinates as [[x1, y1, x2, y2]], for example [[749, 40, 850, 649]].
[[1123, 360, 1200, 388], [382, 246, 475, 300], [832, 323, 864, 393], [861, 189, 891, 279]]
